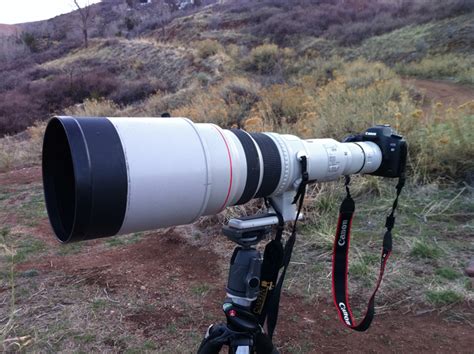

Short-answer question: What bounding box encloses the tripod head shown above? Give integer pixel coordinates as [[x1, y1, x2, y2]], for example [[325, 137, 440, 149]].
[[197, 214, 280, 354], [223, 213, 279, 305]]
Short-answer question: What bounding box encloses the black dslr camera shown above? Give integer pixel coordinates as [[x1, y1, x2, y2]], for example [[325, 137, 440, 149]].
[[346, 124, 407, 178]]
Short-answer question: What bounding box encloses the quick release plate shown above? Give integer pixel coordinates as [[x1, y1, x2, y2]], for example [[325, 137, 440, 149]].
[[223, 214, 277, 247]]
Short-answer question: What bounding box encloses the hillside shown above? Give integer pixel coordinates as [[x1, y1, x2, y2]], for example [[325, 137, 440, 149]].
[[0, 24, 18, 36], [0, 0, 473, 135]]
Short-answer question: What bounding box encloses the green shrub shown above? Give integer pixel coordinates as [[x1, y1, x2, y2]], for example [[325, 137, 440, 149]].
[[435, 267, 460, 280], [124, 16, 138, 31], [244, 44, 280, 74], [196, 39, 223, 59], [21, 32, 38, 53], [426, 289, 463, 306], [196, 72, 211, 87], [411, 241, 442, 259]]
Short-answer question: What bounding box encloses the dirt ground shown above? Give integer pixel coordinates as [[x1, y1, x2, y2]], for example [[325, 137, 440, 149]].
[[1, 166, 473, 353], [401, 78, 474, 107]]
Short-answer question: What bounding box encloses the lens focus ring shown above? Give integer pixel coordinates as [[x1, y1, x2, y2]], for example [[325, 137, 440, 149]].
[[231, 129, 261, 205], [250, 133, 282, 198]]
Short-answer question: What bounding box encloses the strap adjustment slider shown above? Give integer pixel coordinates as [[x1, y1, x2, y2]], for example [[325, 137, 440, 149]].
[[385, 215, 395, 229]]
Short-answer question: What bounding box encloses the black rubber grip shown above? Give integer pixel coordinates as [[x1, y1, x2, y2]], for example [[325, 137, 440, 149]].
[[251, 133, 282, 198], [231, 129, 261, 205]]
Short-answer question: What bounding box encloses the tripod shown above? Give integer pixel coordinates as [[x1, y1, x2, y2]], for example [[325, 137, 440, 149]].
[[197, 214, 280, 354]]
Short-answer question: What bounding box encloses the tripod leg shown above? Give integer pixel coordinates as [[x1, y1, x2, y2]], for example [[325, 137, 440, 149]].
[[229, 338, 252, 354], [234, 345, 251, 354], [254, 332, 279, 354], [197, 324, 230, 354], [229, 333, 279, 354]]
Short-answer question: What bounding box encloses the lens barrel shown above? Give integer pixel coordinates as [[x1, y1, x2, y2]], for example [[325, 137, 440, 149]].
[[42, 116, 382, 243]]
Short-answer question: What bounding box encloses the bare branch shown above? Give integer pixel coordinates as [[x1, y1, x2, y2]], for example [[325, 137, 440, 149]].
[[72, 0, 92, 48]]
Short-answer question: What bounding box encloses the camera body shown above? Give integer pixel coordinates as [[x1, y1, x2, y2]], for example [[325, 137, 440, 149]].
[[346, 124, 407, 178]]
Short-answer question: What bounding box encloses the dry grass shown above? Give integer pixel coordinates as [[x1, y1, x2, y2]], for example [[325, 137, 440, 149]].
[[395, 54, 474, 85], [63, 99, 124, 117], [241, 59, 473, 181], [0, 230, 18, 351], [353, 13, 474, 65], [172, 77, 261, 127], [195, 39, 224, 59], [0, 270, 204, 352], [287, 181, 474, 313], [0, 182, 210, 352], [409, 102, 474, 181], [41, 38, 194, 91], [0, 123, 45, 172]]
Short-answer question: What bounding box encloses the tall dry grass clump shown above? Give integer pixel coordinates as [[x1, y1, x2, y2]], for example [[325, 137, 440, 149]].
[[304, 60, 416, 139], [0, 122, 45, 172], [63, 99, 123, 117], [195, 39, 224, 59], [172, 77, 261, 128], [248, 84, 312, 133], [244, 44, 280, 74], [243, 44, 295, 75], [409, 101, 474, 181]]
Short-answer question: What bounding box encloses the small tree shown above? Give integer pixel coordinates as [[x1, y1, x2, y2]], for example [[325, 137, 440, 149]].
[[73, 0, 92, 48], [153, 0, 172, 38], [20, 31, 38, 52]]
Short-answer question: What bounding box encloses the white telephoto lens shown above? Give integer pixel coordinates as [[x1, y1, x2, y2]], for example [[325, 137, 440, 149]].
[[42, 117, 382, 242]]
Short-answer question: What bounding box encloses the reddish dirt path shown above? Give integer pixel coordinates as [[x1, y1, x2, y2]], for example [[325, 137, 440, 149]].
[[402, 78, 474, 107], [5, 166, 473, 353], [0, 166, 41, 187]]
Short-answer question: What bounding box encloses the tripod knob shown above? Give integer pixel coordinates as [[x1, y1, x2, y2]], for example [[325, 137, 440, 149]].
[[223, 302, 260, 333]]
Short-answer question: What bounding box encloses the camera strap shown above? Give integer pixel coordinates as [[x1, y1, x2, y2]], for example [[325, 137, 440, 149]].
[[254, 156, 309, 339], [332, 175, 405, 331]]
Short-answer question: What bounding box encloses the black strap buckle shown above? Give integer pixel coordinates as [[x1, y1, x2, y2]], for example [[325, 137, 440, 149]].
[[292, 155, 309, 205], [385, 215, 395, 230]]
